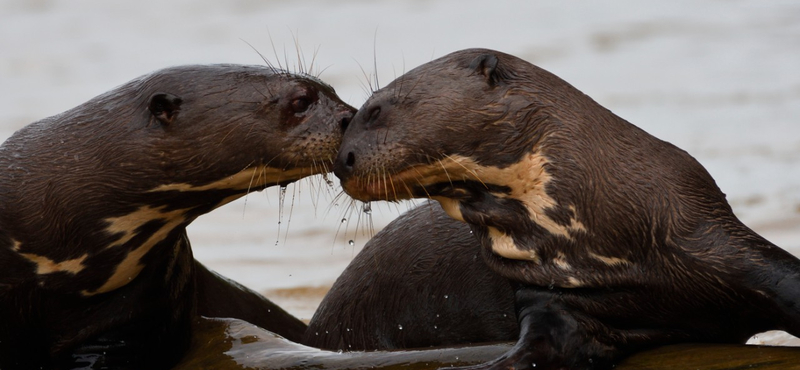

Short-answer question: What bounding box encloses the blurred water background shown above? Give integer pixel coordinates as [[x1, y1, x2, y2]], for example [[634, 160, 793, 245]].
[[2, 0, 799, 343]]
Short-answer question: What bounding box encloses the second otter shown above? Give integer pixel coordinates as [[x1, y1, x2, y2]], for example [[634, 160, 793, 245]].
[[332, 49, 800, 369]]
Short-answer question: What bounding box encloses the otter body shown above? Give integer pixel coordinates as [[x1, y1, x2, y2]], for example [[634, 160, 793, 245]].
[[0, 64, 354, 369], [333, 49, 800, 369], [305, 202, 517, 350]]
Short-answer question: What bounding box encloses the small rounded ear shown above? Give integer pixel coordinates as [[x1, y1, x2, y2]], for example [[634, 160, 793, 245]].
[[468, 54, 499, 86], [148, 93, 183, 126]]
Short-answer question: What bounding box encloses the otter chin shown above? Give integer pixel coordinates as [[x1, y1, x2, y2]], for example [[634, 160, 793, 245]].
[[333, 48, 800, 370]]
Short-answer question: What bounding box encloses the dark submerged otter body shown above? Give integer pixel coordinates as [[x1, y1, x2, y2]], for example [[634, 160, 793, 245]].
[[305, 201, 517, 350], [0, 64, 354, 369], [333, 48, 800, 369]]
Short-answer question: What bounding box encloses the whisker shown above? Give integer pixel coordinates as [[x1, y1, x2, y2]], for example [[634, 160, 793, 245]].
[[282, 178, 299, 245], [241, 38, 278, 74], [382, 168, 390, 202], [438, 158, 454, 188], [290, 28, 305, 75], [309, 45, 321, 77], [354, 58, 376, 98], [372, 27, 380, 92], [267, 29, 284, 71], [443, 153, 488, 189]]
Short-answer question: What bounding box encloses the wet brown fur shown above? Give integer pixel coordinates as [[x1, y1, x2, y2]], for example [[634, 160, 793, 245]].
[[304, 202, 517, 350], [0, 64, 354, 369], [333, 48, 800, 369]]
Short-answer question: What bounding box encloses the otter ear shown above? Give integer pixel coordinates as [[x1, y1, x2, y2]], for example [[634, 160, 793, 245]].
[[148, 93, 183, 126], [468, 54, 499, 85]]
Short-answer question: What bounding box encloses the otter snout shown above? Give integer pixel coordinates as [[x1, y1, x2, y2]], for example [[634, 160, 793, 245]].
[[333, 100, 385, 181], [333, 146, 357, 180]]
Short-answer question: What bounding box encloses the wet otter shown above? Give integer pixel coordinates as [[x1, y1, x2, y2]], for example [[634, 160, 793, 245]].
[[333, 48, 800, 369], [304, 201, 517, 350], [0, 64, 355, 369]]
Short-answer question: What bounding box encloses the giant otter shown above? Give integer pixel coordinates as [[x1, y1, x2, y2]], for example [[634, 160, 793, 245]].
[[305, 201, 517, 350], [0, 64, 354, 369], [332, 48, 800, 369]]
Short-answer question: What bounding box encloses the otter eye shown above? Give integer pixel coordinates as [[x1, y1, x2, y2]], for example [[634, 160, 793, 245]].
[[368, 106, 381, 121], [291, 97, 311, 113]]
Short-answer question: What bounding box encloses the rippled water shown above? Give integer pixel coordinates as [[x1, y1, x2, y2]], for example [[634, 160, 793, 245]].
[[2, 1, 799, 344]]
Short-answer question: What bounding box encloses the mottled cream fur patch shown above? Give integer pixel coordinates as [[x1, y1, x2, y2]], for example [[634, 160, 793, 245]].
[[150, 165, 311, 193], [389, 152, 585, 263], [566, 276, 584, 287], [553, 252, 572, 270], [19, 252, 89, 275], [433, 196, 465, 222], [488, 226, 540, 263], [104, 205, 183, 249], [82, 205, 188, 296], [588, 251, 630, 266]]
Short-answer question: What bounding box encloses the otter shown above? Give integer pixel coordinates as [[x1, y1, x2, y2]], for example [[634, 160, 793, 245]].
[[304, 201, 517, 351], [0, 64, 354, 369], [332, 48, 800, 369]]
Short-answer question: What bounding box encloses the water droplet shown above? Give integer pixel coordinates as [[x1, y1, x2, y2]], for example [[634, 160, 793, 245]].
[[532, 363, 537, 368], [436, 314, 440, 318], [348, 240, 355, 246], [444, 295, 449, 299], [315, 332, 319, 336], [326, 330, 329, 334], [267, 309, 271, 312], [397, 324, 403, 330], [346, 328, 350, 332], [341, 218, 347, 224], [503, 314, 508, 318], [434, 325, 438, 329], [348, 344, 352, 348]]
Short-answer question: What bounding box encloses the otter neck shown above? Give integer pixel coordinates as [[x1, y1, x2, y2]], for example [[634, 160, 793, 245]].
[[433, 150, 586, 264]]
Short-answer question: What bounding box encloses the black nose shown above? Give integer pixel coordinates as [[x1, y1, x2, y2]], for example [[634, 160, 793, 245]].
[[333, 149, 356, 180]]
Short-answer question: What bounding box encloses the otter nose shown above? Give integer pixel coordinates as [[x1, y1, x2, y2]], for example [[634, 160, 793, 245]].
[[333, 149, 356, 180]]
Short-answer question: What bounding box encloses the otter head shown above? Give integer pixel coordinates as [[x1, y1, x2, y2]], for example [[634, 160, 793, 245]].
[[142, 65, 354, 196], [336, 49, 590, 255]]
